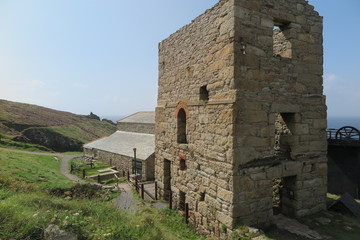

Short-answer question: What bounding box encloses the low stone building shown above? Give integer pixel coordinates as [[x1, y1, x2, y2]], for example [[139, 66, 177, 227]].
[[117, 111, 155, 134], [84, 112, 155, 181], [155, 0, 327, 237]]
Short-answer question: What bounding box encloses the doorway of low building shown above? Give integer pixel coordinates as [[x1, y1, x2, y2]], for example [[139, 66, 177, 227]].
[[272, 176, 296, 216], [164, 159, 172, 200]]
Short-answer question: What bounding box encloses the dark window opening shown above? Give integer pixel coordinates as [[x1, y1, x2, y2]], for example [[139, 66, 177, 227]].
[[179, 158, 187, 170], [273, 176, 296, 216], [164, 159, 171, 200], [273, 21, 292, 59], [179, 191, 186, 211], [274, 113, 295, 159], [199, 85, 209, 102], [177, 108, 187, 144], [200, 192, 205, 201]]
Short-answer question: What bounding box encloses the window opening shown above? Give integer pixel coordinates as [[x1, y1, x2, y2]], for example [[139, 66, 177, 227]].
[[274, 113, 295, 159], [179, 158, 187, 170], [199, 85, 209, 102], [272, 176, 296, 216], [200, 192, 205, 201], [273, 21, 292, 59], [177, 108, 187, 144]]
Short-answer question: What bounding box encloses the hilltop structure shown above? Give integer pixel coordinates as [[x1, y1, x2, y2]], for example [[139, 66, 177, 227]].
[[155, 0, 326, 236]]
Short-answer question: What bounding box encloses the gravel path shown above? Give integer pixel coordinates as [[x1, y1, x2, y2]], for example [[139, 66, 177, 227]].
[[1, 148, 167, 212], [115, 182, 141, 213]]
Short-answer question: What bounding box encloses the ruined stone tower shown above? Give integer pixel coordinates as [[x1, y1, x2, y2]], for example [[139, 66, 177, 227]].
[[155, 0, 326, 236]]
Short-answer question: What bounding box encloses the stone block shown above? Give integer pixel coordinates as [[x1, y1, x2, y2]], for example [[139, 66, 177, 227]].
[[216, 211, 233, 227], [250, 172, 266, 181], [234, 6, 251, 20], [261, 17, 273, 28], [218, 187, 233, 202], [233, 176, 254, 192], [233, 204, 251, 217], [294, 124, 309, 135]]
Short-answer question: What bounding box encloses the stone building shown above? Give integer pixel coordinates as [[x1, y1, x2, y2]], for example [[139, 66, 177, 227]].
[[155, 0, 326, 236], [84, 112, 155, 181], [117, 111, 155, 134]]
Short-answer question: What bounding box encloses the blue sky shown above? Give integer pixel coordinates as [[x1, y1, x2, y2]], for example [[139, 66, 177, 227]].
[[0, 0, 359, 118]]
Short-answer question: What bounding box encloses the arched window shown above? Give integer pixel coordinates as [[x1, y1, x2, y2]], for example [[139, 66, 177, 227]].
[[177, 108, 187, 144]]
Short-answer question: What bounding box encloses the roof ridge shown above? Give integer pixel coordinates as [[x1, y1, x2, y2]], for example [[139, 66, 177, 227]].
[[84, 135, 108, 145], [116, 111, 155, 122]]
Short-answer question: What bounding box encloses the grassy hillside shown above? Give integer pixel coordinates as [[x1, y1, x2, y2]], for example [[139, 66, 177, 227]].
[[0, 99, 116, 152], [0, 149, 203, 239]]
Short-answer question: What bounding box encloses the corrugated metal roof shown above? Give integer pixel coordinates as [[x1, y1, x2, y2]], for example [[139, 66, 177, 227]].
[[83, 131, 154, 160], [117, 111, 155, 124]]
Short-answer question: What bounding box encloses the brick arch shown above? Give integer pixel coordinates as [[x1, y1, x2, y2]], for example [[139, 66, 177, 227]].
[[174, 102, 189, 118]]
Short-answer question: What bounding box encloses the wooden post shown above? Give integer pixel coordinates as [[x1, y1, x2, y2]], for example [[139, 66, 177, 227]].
[[169, 190, 172, 209], [185, 203, 189, 224], [97, 174, 100, 183], [127, 171, 130, 181], [82, 169, 86, 178], [123, 170, 125, 177], [155, 181, 158, 200], [141, 184, 144, 199], [115, 174, 119, 186]]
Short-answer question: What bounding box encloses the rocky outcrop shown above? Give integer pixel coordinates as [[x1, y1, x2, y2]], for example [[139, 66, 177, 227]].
[[44, 224, 77, 240], [87, 112, 100, 120], [14, 127, 83, 152]]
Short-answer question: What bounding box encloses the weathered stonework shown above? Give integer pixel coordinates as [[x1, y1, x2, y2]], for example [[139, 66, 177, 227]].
[[84, 148, 155, 181], [155, 0, 326, 237]]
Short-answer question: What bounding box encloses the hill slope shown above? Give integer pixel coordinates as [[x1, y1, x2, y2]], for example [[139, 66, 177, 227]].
[[0, 99, 116, 152]]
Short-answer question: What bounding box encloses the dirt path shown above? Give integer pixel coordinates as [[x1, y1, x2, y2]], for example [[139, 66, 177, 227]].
[[1, 148, 166, 212], [0, 147, 83, 182], [114, 182, 167, 213], [115, 182, 141, 213]]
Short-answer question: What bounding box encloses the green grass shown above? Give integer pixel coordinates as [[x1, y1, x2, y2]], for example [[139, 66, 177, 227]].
[[69, 158, 112, 177], [63, 151, 83, 155], [0, 137, 53, 152], [0, 149, 203, 240], [0, 150, 71, 190], [0, 99, 117, 152]]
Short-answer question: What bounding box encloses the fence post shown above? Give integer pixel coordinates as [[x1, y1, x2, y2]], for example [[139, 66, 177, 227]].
[[97, 175, 100, 183], [141, 184, 144, 199], [185, 203, 189, 224], [155, 181, 158, 200], [115, 174, 119, 186], [135, 178, 138, 192], [123, 170, 125, 177], [82, 169, 86, 178], [127, 171, 130, 181], [169, 190, 172, 210]]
